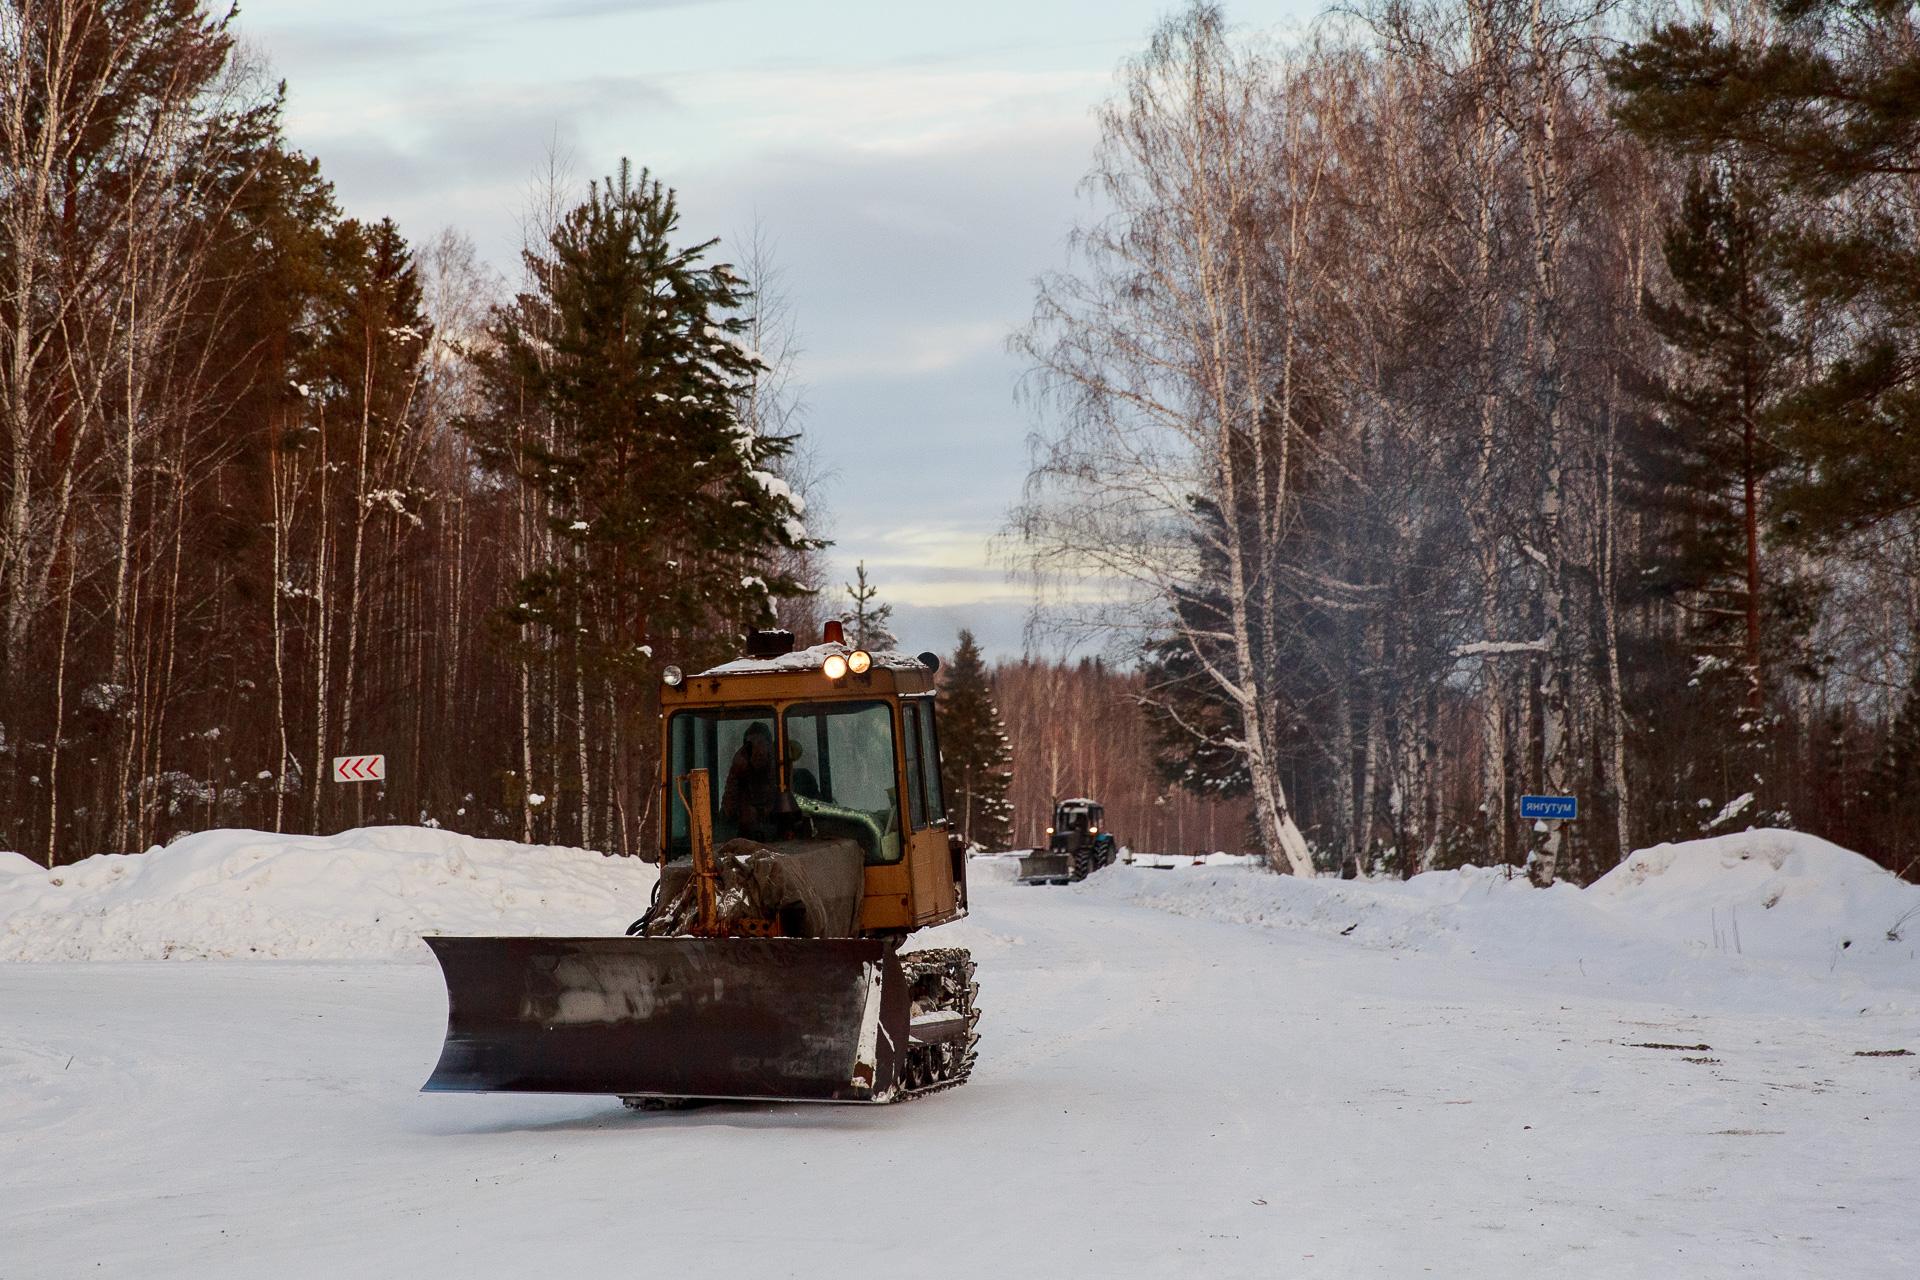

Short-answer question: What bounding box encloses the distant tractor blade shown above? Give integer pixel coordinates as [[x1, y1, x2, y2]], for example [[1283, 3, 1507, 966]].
[[422, 936, 909, 1103], [1017, 851, 1070, 884]]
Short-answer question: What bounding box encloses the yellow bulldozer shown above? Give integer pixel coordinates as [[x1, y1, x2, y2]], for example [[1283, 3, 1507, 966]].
[[420, 623, 979, 1106]]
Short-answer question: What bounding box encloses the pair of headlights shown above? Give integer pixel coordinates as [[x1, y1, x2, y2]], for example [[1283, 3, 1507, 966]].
[[822, 649, 872, 680]]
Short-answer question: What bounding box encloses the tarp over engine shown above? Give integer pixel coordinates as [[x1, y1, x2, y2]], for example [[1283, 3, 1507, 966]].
[[645, 837, 865, 938]]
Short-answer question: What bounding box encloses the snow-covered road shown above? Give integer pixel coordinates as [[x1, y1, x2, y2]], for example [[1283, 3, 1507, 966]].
[[3, 857, 1915, 1279]]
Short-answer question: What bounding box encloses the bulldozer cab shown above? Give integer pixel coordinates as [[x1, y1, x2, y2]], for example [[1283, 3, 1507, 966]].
[[660, 633, 965, 933]]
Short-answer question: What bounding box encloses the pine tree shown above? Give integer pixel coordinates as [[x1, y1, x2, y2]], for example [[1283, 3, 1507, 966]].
[[1631, 164, 1810, 832], [839, 560, 897, 651], [1868, 659, 1920, 876], [1611, 1, 1920, 532], [937, 629, 1014, 850]]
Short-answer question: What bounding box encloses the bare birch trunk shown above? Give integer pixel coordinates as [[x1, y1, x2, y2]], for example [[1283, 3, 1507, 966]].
[[269, 425, 293, 831], [339, 327, 377, 830], [311, 407, 333, 833], [44, 524, 77, 865], [1519, 0, 1571, 886], [575, 631, 591, 848]]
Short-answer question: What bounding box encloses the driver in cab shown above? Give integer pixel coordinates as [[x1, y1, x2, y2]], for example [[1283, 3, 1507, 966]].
[[721, 721, 780, 842]]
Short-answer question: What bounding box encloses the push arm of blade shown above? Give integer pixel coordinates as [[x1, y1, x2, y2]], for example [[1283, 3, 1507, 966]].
[[680, 770, 718, 933]]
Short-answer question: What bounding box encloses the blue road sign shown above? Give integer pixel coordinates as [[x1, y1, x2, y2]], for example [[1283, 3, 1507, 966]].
[[1520, 795, 1578, 821]]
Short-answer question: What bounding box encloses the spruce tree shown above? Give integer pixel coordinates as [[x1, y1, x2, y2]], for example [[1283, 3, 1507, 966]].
[[466, 162, 809, 664], [463, 162, 812, 821], [839, 560, 897, 651], [1137, 499, 1252, 803], [937, 629, 1014, 850]]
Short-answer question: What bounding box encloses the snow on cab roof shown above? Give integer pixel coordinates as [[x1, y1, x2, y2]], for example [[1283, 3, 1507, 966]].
[[1058, 797, 1100, 808], [700, 642, 933, 677]]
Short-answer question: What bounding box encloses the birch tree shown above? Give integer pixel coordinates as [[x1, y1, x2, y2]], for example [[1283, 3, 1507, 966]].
[[1015, 5, 1329, 874]]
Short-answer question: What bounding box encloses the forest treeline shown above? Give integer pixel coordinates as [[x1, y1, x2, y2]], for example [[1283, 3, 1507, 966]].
[[11, 1, 1920, 881], [1015, 0, 1920, 882], [0, 0, 1219, 869], [0, 2, 824, 863]]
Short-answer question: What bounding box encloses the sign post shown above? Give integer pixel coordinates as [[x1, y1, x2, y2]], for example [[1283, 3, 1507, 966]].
[[332, 754, 386, 784], [1516, 794, 1578, 884]]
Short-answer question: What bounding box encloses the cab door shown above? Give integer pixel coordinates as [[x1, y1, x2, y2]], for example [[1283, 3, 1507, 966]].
[[900, 696, 959, 923]]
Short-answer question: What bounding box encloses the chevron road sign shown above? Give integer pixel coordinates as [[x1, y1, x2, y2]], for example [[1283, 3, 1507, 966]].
[[332, 754, 386, 784]]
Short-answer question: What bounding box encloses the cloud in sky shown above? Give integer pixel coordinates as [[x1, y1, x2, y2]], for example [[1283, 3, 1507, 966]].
[[248, 0, 1318, 657], [671, 64, 1112, 154], [803, 321, 1006, 381], [542, 0, 740, 16]]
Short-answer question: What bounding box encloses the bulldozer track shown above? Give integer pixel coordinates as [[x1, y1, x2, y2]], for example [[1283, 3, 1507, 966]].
[[897, 947, 980, 1101]]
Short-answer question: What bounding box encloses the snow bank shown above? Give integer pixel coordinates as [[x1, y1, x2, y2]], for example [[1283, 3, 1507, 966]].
[[1083, 829, 1920, 1006], [12, 824, 1913, 1000], [0, 849, 42, 880], [0, 826, 657, 962], [1125, 851, 1264, 869], [1087, 858, 1587, 957], [1587, 829, 1915, 973]]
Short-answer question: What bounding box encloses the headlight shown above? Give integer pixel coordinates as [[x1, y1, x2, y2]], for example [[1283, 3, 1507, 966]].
[[662, 665, 684, 687], [822, 654, 849, 680], [1045, 826, 1054, 834], [1090, 826, 1100, 834], [848, 649, 872, 674]]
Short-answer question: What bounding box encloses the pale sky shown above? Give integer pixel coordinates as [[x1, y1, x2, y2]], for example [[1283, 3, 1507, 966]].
[[245, 0, 1320, 657]]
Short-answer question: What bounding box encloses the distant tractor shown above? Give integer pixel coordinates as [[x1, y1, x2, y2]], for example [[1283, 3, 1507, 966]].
[[1017, 798, 1118, 885]]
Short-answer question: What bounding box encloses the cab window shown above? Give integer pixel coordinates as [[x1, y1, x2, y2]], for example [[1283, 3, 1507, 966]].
[[903, 697, 945, 829], [784, 700, 902, 864], [921, 702, 946, 822], [666, 706, 776, 856]]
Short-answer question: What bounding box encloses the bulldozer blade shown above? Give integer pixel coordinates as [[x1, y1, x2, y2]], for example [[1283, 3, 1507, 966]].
[[422, 936, 909, 1103]]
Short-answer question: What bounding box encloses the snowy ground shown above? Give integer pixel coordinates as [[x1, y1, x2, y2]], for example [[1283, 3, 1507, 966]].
[[3, 829, 1916, 1278]]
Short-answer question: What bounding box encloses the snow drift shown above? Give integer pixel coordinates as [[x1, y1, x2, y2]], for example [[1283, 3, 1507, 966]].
[[1083, 828, 1920, 1006], [0, 826, 657, 962]]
